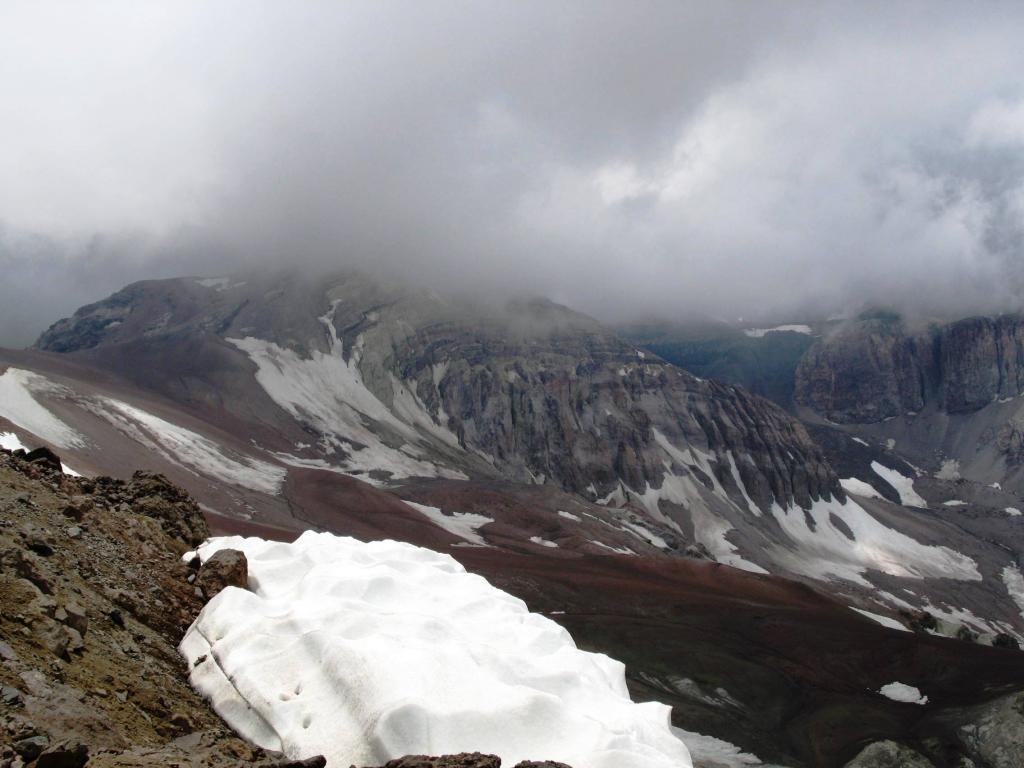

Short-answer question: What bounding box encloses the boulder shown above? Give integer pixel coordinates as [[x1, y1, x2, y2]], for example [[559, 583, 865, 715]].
[[24, 447, 63, 473], [195, 549, 249, 600]]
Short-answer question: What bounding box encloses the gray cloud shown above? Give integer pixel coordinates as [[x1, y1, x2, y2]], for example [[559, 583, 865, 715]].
[[3, 1, 1024, 346]]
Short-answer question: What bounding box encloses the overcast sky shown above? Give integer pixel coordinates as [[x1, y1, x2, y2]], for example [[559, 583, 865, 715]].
[[3, 1, 1024, 346]]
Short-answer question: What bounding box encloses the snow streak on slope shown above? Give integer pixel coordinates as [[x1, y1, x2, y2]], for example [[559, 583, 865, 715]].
[[769, 496, 980, 587], [1002, 565, 1024, 621], [743, 325, 813, 338], [0, 368, 85, 449], [849, 607, 910, 632], [94, 399, 285, 494], [228, 303, 466, 485], [180, 533, 693, 768], [871, 462, 927, 508]]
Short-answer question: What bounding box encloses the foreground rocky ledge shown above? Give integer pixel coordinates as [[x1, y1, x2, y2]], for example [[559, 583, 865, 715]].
[[0, 448, 579, 768]]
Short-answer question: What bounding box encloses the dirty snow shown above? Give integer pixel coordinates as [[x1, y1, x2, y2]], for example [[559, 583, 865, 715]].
[[877, 682, 927, 705], [0, 368, 86, 449], [769, 496, 980, 587], [96, 399, 285, 494], [180, 532, 692, 768], [228, 303, 466, 483], [871, 462, 926, 508], [936, 459, 961, 481], [404, 501, 493, 546]]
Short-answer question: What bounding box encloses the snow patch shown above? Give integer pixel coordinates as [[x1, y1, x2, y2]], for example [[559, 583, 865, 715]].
[[405, 501, 492, 546], [942, 500, 967, 507], [530, 536, 559, 549], [839, 478, 883, 500], [557, 510, 581, 522], [95, 399, 285, 494], [1006, 507, 1022, 517], [877, 682, 927, 705], [871, 462, 926, 508], [851, 437, 869, 447], [180, 532, 692, 767]]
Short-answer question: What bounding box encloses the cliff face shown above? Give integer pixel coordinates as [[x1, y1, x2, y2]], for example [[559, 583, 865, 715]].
[[795, 313, 1024, 423], [35, 272, 839, 514]]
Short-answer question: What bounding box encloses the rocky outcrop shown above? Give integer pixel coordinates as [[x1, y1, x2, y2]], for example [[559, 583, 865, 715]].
[[958, 690, 1024, 768], [796, 313, 1024, 423], [0, 446, 327, 768], [842, 741, 935, 768]]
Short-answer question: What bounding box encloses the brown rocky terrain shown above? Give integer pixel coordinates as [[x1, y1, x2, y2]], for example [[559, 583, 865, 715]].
[[0, 446, 324, 768]]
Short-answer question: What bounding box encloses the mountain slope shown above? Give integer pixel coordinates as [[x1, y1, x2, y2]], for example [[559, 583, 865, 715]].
[[4, 272, 1023, 640]]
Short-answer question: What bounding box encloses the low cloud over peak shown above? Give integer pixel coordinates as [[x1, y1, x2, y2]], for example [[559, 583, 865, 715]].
[[3, 1, 1024, 346]]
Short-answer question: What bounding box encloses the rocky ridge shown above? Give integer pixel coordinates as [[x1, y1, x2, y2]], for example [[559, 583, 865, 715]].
[[0, 447, 325, 767], [34, 272, 839, 516]]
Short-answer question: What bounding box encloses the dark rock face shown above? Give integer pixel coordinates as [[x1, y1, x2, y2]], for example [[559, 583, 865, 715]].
[[794, 316, 935, 423], [796, 313, 1024, 423], [194, 548, 248, 601]]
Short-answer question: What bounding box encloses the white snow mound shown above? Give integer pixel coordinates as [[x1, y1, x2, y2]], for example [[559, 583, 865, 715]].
[[180, 532, 693, 768]]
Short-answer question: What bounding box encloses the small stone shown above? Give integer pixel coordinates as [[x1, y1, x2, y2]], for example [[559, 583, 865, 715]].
[[65, 526, 82, 539], [115, 690, 128, 702], [1, 685, 22, 706], [63, 602, 88, 635], [93, 687, 108, 697], [64, 626, 85, 654]]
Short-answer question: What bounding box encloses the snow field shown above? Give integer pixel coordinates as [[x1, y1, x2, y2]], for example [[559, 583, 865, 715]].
[[180, 532, 693, 768], [182, 536, 696, 768]]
